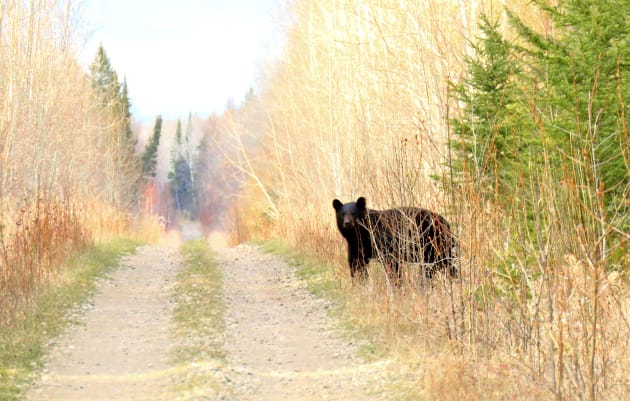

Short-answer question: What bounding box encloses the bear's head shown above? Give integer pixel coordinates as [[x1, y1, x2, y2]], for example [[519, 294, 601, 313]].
[[332, 197, 367, 232]]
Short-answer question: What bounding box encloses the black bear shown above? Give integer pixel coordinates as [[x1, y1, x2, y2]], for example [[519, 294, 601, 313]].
[[333, 197, 457, 280]]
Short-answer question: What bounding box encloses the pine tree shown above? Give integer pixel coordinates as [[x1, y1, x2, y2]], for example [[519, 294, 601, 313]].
[[120, 78, 134, 141], [507, 0, 629, 222], [449, 15, 535, 201], [142, 115, 162, 178], [90, 46, 134, 144], [170, 157, 195, 213], [450, 1, 629, 263], [175, 119, 182, 146], [168, 119, 183, 209], [184, 112, 197, 212], [89, 44, 141, 209], [451, 1, 628, 210], [167, 116, 196, 216], [193, 132, 209, 197], [89, 44, 121, 109]]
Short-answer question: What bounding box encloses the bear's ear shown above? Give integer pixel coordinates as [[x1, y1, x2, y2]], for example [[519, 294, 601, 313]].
[[332, 199, 343, 211], [356, 197, 366, 211]]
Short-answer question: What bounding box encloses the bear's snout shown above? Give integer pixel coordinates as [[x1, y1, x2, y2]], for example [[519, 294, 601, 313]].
[[342, 215, 354, 228]]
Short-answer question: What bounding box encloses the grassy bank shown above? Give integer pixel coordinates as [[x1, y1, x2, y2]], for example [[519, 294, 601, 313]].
[[0, 238, 139, 401], [171, 240, 230, 400]]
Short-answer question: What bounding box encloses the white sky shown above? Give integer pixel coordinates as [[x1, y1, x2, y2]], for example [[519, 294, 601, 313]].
[[80, 0, 282, 121]]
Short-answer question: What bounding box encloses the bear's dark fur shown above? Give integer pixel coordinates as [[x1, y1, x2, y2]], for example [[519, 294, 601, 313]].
[[333, 197, 457, 280]]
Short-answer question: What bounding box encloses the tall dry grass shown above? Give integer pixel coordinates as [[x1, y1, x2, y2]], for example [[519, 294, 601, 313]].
[[230, 0, 629, 399], [0, 197, 89, 323], [1, 1, 140, 208], [0, 1, 160, 324], [239, 0, 551, 243]]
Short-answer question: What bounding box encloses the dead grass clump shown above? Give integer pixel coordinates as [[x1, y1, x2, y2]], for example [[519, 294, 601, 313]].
[[0, 197, 90, 323], [0, 195, 165, 326], [73, 198, 166, 243]]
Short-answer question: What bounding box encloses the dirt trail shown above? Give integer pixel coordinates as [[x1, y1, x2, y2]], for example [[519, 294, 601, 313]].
[[28, 244, 181, 401], [28, 228, 389, 400], [218, 244, 388, 400]]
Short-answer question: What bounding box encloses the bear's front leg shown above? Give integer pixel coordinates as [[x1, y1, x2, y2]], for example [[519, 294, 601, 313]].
[[348, 247, 368, 280]]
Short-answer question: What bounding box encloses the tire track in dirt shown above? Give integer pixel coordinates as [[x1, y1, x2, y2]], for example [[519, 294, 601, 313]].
[[27, 245, 180, 401], [218, 244, 389, 400]]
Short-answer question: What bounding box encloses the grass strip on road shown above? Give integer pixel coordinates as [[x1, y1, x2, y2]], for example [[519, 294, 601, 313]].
[[171, 239, 231, 400]]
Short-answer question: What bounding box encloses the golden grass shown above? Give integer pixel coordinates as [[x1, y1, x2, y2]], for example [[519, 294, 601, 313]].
[[0, 196, 165, 325], [224, 1, 629, 400], [262, 226, 629, 400], [0, 1, 163, 326]]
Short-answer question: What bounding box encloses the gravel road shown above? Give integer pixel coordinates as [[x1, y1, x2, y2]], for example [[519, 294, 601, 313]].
[[217, 244, 388, 400], [27, 232, 388, 400], [27, 245, 180, 401]]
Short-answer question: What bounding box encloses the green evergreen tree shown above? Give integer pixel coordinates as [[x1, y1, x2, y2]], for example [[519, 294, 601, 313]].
[[449, 1, 629, 263], [90, 46, 135, 145], [89, 44, 141, 209], [184, 112, 197, 212], [194, 133, 209, 194], [507, 0, 629, 221], [118, 77, 141, 207], [169, 156, 195, 213], [167, 116, 196, 215], [168, 119, 183, 209], [89, 44, 121, 109], [451, 2, 628, 207], [450, 15, 535, 201], [192, 131, 212, 218], [142, 115, 162, 178], [175, 119, 182, 146], [120, 78, 134, 141]]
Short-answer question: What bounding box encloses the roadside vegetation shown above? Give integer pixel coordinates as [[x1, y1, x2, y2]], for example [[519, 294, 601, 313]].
[[0, 2, 162, 400], [0, 1, 160, 321], [170, 240, 230, 400]]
